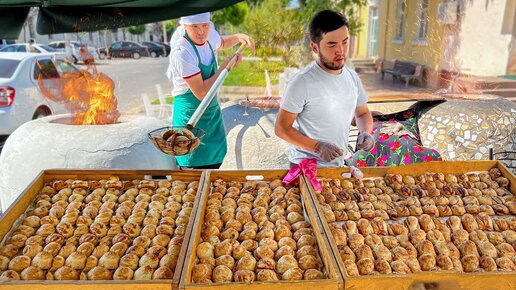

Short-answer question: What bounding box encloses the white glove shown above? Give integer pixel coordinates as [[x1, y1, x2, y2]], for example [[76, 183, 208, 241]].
[[314, 141, 344, 162], [356, 132, 375, 152]]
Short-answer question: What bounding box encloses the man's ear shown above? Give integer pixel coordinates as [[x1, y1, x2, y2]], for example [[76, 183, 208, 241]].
[[310, 42, 318, 54]]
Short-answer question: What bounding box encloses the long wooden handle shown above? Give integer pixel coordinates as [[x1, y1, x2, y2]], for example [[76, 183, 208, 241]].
[[186, 43, 247, 128]]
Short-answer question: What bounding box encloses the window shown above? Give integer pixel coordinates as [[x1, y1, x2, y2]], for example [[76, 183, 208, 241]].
[[34, 59, 60, 79], [395, 0, 406, 41], [17, 45, 27, 52], [55, 59, 78, 74], [1, 45, 16, 52], [0, 59, 20, 78], [416, 0, 429, 40]]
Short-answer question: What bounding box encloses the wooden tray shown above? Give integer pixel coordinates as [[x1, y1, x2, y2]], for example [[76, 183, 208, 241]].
[[179, 170, 343, 290], [301, 161, 516, 290], [0, 169, 206, 290]]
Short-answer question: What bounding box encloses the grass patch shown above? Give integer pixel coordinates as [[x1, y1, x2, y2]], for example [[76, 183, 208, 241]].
[[223, 60, 288, 86], [151, 97, 174, 105], [499, 75, 516, 80]]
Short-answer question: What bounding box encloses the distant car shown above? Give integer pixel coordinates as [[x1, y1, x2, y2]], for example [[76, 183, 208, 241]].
[[0, 39, 16, 49], [0, 53, 79, 136], [155, 41, 171, 56], [0, 43, 66, 58], [48, 41, 98, 64], [98, 41, 149, 59], [141, 41, 166, 58]]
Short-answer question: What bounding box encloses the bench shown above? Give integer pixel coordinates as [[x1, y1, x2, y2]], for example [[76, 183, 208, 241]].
[[381, 60, 424, 87]]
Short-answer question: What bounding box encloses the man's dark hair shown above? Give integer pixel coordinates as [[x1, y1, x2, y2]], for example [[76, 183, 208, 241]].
[[309, 10, 348, 44]]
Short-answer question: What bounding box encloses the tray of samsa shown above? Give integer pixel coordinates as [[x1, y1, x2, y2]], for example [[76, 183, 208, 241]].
[[179, 170, 343, 290], [0, 169, 206, 290], [302, 161, 516, 290]]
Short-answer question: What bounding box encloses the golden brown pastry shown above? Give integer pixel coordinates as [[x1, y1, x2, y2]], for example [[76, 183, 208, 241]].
[[299, 255, 321, 270], [348, 233, 365, 249], [459, 240, 480, 257], [342, 259, 359, 276], [23, 243, 43, 258], [8, 255, 31, 272], [375, 258, 392, 274], [197, 242, 214, 260], [86, 266, 112, 280], [496, 257, 516, 271], [0, 270, 20, 281], [20, 266, 45, 280], [418, 254, 436, 271], [31, 251, 53, 270], [275, 255, 298, 274], [192, 263, 212, 283], [54, 266, 80, 280], [436, 254, 453, 270], [236, 254, 257, 271], [451, 229, 469, 245], [356, 258, 374, 275], [502, 230, 516, 244], [210, 265, 232, 282], [461, 255, 479, 272], [240, 240, 259, 252], [409, 229, 427, 245], [280, 267, 303, 280], [479, 255, 497, 271], [233, 269, 255, 282]]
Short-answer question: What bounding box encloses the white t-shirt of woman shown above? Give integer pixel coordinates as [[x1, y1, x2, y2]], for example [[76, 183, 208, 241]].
[[169, 32, 222, 97]]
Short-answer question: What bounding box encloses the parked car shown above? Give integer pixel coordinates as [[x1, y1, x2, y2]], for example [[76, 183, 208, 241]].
[[155, 41, 171, 56], [141, 41, 166, 58], [0, 53, 78, 136], [48, 41, 98, 64], [0, 43, 66, 58], [0, 39, 16, 49], [98, 41, 149, 59]]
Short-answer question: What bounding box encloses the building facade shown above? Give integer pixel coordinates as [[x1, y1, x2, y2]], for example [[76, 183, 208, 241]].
[[377, 0, 516, 88]]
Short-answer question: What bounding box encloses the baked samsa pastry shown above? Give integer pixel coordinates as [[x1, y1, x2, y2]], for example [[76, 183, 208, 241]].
[[212, 265, 233, 282], [436, 254, 454, 270], [0, 270, 20, 281], [152, 266, 173, 279], [32, 252, 54, 269], [8, 255, 31, 272], [461, 255, 479, 272], [496, 257, 516, 271], [55, 266, 80, 280], [356, 258, 374, 275], [479, 255, 497, 271], [99, 251, 120, 270], [20, 266, 45, 280], [87, 266, 113, 280], [233, 269, 255, 282], [282, 267, 304, 280], [113, 266, 134, 280]]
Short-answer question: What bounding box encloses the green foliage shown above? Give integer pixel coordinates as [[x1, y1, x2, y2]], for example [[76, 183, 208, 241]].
[[165, 20, 176, 38], [127, 24, 146, 35], [301, 0, 368, 36], [240, 0, 304, 64], [213, 2, 249, 27], [223, 60, 287, 86]]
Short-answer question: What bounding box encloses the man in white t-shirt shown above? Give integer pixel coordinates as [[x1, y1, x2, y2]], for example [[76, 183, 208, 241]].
[[275, 10, 375, 168]]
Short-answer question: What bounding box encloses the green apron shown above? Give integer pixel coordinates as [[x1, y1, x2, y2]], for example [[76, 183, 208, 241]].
[[173, 34, 227, 167]]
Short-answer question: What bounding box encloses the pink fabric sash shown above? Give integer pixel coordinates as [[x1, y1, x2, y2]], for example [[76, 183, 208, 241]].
[[282, 158, 322, 191]]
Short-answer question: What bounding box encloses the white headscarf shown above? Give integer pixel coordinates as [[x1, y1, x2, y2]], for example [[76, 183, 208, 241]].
[[166, 12, 218, 80]]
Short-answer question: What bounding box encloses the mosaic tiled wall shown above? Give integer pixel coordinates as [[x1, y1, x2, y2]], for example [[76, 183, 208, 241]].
[[418, 97, 516, 169]]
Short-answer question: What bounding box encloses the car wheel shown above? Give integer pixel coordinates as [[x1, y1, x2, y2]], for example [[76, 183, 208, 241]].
[[133, 52, 141, 59], [33, 107, 51, 120], [150, 51, 157, 58]]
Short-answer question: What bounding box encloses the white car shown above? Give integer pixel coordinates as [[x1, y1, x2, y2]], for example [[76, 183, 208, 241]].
[[0, 53, 78, 136], [0, 43, 62, 55], [48, 41, 99, 64]]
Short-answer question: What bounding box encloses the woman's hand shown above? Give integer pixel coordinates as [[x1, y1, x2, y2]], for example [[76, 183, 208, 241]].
[[236, 33, 255, 55]]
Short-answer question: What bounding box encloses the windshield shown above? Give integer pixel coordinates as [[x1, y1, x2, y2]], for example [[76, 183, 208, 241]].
[[0, 59, 20, 78], [39, 45, 56, 52]]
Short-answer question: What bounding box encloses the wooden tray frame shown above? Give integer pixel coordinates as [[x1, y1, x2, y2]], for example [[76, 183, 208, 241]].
[[0, 169, 207, 290], [301, 161, 516, 289], [179, 170, 343, 290]]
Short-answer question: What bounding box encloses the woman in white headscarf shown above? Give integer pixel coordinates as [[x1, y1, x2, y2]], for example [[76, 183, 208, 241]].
[[167, 12, 254, 169]]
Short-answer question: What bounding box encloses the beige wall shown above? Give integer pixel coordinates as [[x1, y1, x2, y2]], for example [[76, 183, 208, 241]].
[[450, 0, 513, 76], [379, 0, 515, 82]]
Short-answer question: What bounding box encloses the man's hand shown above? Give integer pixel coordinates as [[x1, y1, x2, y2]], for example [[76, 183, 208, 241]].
[[236, 33, 255, 54], [356, 132, 375, 151], [314, 141, 344, 162]]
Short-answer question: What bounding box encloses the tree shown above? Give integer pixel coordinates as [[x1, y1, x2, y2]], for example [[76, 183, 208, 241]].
[[165, 20, 176, 40], [241, 0, 303, 63], [212, 2, 249, 27], [301, 0, 368, 36], [128, 24, 146, 42]]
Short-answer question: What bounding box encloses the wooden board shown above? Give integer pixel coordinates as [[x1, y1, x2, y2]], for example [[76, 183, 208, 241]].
[[302, 161, 516, 290], [179, 169, 342, 290], [0, 169, 206, 290]]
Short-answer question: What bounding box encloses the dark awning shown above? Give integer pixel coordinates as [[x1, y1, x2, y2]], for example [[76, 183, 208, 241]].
[[0, 0, 242, 38]]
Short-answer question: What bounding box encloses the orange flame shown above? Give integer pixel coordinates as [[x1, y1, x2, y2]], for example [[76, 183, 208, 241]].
[[38, 57, 120, 125]]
